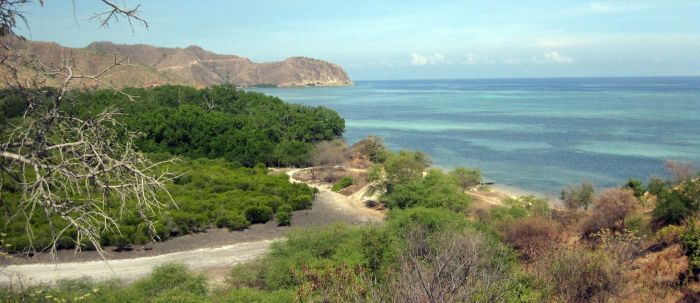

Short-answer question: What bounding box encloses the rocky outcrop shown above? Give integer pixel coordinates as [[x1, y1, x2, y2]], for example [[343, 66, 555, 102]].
[[85, 41, 353, 88], [2, 38, 353, 88]]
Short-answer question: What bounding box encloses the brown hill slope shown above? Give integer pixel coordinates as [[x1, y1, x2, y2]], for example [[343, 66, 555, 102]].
[[1, 38, 352, 88]]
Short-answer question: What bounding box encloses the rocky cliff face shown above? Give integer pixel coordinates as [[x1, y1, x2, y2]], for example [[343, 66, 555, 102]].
[[2, 38, 352, 88]]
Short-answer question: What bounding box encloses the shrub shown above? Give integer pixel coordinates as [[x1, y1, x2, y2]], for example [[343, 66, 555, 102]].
[[276, 204, 293, 226], [536, 247, 624, 303], [352, 135, 389, 163], [222, 288, 294, 303], [623, 178, 646, 198], [652, 190, 694, 227], [331, 176, 354, 192], [655, 225, 685, 245], [386, 207, 466, 236], [288, 194, 313, 210], [560, 182, 595, 210], [215, 213, 250, 231], [681, 224, 700, 276], [244, 205, 273, 224], [382, 169, 470, 211], [625, 213, 652, 237], [449, 167, 482, 190], [132, 263, 208, 301], [499, 217, 559, 261], [580, 188, 638, 235], [391, 225, 538, 302], [490, 195, 551, 222]]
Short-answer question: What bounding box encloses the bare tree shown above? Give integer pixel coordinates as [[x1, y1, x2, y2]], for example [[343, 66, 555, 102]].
[[665, 160, 697, 183], [0, 1, 174, 257], [309, 139, 350, 182], [390, 227, 515, 303]]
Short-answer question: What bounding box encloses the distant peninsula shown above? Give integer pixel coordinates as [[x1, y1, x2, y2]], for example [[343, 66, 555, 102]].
[[1, 37, 353, 88]]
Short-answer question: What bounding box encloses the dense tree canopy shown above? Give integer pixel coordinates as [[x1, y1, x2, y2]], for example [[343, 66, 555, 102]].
[[0, 85, 345, 167]]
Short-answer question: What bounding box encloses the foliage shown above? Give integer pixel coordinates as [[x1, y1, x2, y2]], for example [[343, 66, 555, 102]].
[[652, 179, 700, 227], [0, 264, 208, 303], [383, 150, 431, 190], [560, 182, 595, 210], [535, 247, 625, 303], [219, 209, 539, 302], [245, 205, 274, 224], [352, 135, 389, 163], [331, 176, 354, 192], [0, 85, 345, 168], [490, 195, 551, 222], [382, 169, 470, 211], [276, 204, 293, 226], [1, 158, 316, 252], [681, 224, 700, 277], [580, 188, 638, 235], [385, 207, 467, 237], [499, 217, 560, 261], [623, 178, 646, 198], [449, 166, 482, 190]]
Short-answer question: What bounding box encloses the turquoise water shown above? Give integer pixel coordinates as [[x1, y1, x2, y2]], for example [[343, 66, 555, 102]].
[[251, 77, 700, 196]]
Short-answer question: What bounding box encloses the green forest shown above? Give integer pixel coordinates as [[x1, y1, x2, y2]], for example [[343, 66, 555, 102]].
[[0, 85, 338, 253], [0, 85, 345, 167]]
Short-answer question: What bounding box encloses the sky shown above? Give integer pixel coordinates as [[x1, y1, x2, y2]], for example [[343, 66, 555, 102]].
[[13, 0, 700, 80]]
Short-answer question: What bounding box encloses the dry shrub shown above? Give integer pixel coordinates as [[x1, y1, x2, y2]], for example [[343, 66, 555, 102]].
[[499, 217, 560, 261], [665, 160, 697, 183], [654, 225, 685, 246], [533, 245, 626, 303], [618, 244, 687, 302], [551, 207, 586, 228], [581, 189, 638, 235], [388, 227, 518, 303]]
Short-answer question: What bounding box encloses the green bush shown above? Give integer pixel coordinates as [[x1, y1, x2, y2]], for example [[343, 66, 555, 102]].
[[331, 176, 353, 192], [681, 224, 700, 276], [132, 264, 208, 299], [652, 190, 694, 226], [276, 204, 293, 226], [215, 213, 250, 231], [623, 178, 646, 198], [386, 207, 466, 236], [222, 288, 294, 303], [1, 158, 317, 252], [490, 195, 551, 222], [244, 205, 274, 224], [382, 169, 470, 211]]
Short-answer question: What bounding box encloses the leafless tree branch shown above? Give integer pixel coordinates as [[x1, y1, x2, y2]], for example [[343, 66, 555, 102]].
[[0, 1, 172, 259]]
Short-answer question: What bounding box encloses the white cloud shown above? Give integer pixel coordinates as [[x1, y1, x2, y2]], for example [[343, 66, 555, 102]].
[[411, 53, 448, 66], [542, 51, 575, 63]]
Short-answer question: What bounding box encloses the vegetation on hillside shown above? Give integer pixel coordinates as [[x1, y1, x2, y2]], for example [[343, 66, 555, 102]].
[[1, 84, 345, 167]]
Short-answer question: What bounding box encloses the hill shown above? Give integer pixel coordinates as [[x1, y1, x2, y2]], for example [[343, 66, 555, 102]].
[[0, 37, 353, 88]]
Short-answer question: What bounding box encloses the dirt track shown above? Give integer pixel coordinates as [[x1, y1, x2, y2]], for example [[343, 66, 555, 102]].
[[0, 168, 383, 285], [0, 239, 276, 285]]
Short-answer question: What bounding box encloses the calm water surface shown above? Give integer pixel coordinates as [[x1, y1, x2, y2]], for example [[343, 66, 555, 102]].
[[252, 77, 700, 196]]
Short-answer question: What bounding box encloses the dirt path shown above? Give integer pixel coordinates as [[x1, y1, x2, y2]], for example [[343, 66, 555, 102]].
[[0, 239, 277, 285], [285, 168, 384, 222], [1, 169, 383, 286]]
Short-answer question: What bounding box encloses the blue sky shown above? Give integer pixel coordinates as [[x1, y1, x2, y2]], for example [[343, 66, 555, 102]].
[[14, 1, 700, 80]]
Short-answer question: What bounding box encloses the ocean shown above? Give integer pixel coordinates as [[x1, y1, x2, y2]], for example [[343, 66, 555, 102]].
[[251, 77, 700, 197]]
